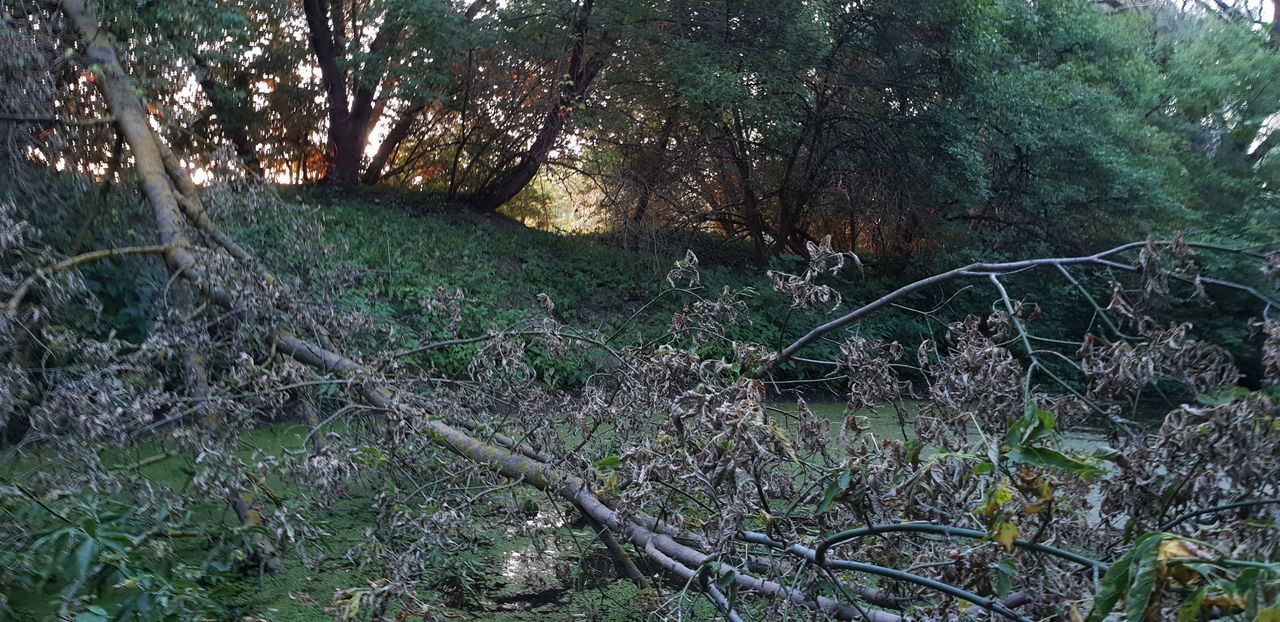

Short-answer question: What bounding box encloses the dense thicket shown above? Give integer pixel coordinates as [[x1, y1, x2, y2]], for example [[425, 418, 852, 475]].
[[7, 0, 1276, 263]]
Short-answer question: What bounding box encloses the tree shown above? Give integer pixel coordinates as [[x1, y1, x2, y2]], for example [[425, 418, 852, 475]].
[[300, 0, 409, 186], [4, 1, 1280, 618], [461, 0, 615, 211]]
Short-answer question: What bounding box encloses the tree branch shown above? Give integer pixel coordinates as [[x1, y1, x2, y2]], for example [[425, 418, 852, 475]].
[[3, 245, 171, 312]]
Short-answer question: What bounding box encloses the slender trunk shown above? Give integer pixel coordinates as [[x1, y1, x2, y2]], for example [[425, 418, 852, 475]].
[[446, 51, 477, 197], [61, 0, 196, 281], [727, 146, 766, 263], [724, 108, 769, 264], [847, 212, 858, 251], [465, 109, 566, 211], [189, 54, 263, 177], [631, 114, 677, 223], [775, 199, 800, 257], [466, 0, 610, 212], [741, 183, 767, 264], [362, 101, 425, 184]]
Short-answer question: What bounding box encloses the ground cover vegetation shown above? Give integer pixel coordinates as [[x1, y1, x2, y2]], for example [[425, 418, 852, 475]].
[[2, 0, 1280, 620]]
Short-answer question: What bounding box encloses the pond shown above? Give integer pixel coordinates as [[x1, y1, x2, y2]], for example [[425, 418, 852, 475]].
[[777, 401, 1113, 453]]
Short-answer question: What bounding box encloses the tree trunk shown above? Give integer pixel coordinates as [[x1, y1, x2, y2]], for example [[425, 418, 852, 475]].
[[466, 0, 610, 212], [61, 0, 196, 282], [727, 149, 767, 263], [301, 0, 403, 187], [362, 101, 425, 184], [327, 122, 365, 186], [60, 0, 281, 570], [631, 114, 677, 223]]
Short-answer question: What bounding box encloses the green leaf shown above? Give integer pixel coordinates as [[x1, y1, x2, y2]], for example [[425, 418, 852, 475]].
[[976, 479, 1014, 517], [815, 471, 852, 515], [904, 439, 923, 464], [1090, 446, 1127, 466], [1256, 602, 1280, 622], [1236, 567, 1262, 620], [1007, 407, 1056, 446], [992, 521, 1018, 552], [74, 609, 108, 622], [1086, 534, 1144, 622], [716, 567, 736, 590], [591, 455, 621, 470], [1194, 385, 1249, 406], [1124, 534, 1164, 622], [1033, 408, 1056, 433], [1174, 587, 1206, 622], [994, 558, 1016, 598], [74, 537, 97, 580], [1007, 446, 1104, 476]]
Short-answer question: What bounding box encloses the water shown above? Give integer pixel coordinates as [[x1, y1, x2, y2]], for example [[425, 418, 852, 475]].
[[779, 401, 1113, 452], [484, 402, 1116, 617]]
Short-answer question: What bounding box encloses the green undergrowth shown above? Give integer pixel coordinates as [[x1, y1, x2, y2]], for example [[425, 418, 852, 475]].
[[225, 188, 1269, 396], [229, 189, 973, 391], [1, 423, 655, 621]]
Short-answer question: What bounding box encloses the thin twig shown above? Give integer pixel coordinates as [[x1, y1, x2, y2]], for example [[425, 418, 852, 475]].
[[3, 245, 171, 312]]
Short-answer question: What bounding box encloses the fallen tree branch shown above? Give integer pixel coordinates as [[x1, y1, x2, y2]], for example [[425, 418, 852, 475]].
[[152, 131, 271, 280], [60, 0, 273, 569], [755, 240, 1277, 377], [276, 335, 902, 620], [3, 244, 171, 312]]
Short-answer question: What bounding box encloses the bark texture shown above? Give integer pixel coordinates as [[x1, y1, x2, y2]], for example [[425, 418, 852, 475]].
[[60, 0, 281, 570]]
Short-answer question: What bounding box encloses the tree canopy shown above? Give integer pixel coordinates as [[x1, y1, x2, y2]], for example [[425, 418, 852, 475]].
[[6, 0, 1278, 260]]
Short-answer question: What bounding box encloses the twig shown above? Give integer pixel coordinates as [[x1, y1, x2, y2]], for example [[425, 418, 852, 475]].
[[3, 245, 171, 312], [738, 531, 1032, 621], [1159, 498, 1280, 531], [808, 523, 1105, 570], [756, 240, 1274, 376], [14, 484, 72, 524], [0, 114, 115, 126]]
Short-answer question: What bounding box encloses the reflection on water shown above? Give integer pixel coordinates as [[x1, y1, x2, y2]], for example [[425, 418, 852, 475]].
[[492, 505, 618, 612]]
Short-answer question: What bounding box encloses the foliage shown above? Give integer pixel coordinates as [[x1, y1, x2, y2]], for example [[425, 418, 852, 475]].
[[0, 475, 239, 620], [9, 0, 1277, 264], [4, 1, 1280, 621]]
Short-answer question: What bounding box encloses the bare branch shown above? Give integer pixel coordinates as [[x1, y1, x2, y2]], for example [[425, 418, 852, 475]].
[[3, 244, 171, 312]]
